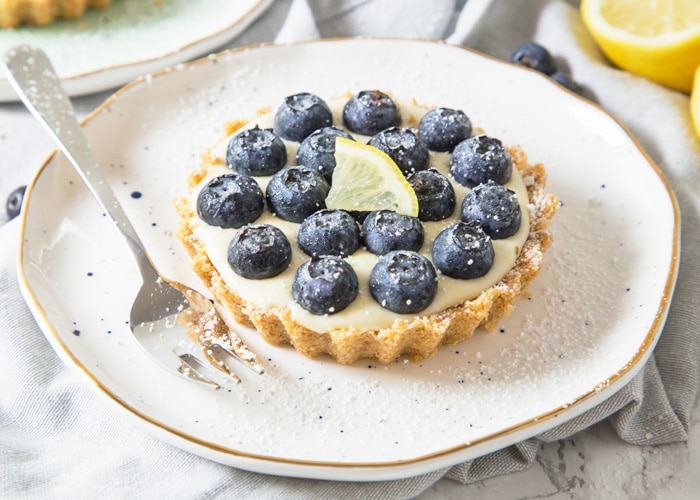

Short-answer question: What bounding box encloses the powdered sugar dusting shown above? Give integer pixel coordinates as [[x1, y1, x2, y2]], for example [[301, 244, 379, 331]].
[[172, 183, 664, 462], [25, 39, 676, 475]]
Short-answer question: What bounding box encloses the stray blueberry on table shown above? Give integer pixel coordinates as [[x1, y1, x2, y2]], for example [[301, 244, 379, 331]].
[[450, 135, 512, 187], [432, 221, 494, 279], [297, 126, 354, 182], [418, 108, 472, 152], [407, 169, 455, 221], [508, 42, 585, 97], [343, 90, 400, 136], [298, 209, 361, 257], [368, 127, 430, 175], [293, 256, 359, 315], [197, 173, 264, 228], [551, 71, 583, 95], [369, 250, 437, 314], [6, 185, 26, 219], [227, 224, 292, 279], [226, 125, 287, 176], [362, 210, 424, 255], [509, 41, 557, 75], [266, 166, 330, 223], [461, 180, 521, 239]]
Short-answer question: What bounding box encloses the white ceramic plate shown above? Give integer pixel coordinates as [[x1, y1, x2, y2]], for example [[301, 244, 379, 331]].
[[0, 0, 272, 102], [18, 39, 679, 481]]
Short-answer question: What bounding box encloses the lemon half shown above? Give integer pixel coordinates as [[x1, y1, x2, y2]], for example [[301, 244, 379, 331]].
[[691, 66, 700, 140], [326, 137, 419, 217], [581, 0, 700, 93]]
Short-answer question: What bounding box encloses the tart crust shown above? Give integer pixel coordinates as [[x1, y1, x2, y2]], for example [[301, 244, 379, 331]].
[[176, 145, 559, 365], [0, 0, 112, 28]]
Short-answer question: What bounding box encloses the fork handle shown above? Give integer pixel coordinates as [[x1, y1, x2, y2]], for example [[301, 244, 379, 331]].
[[3, 45, 155, 279]]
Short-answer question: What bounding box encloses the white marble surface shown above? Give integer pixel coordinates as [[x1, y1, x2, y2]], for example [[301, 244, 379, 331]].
[[419, 396, 700, 498]]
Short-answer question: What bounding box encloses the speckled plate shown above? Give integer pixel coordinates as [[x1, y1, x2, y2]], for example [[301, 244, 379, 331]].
[[17, 38, 679, 481], [0, 0, 272, 102]]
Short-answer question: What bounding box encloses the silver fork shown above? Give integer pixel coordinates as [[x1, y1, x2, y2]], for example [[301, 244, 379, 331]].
[[4, 45, 263, 387]]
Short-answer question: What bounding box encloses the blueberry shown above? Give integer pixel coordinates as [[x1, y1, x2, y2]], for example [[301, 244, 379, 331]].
[[6, 185, 26, 219], [343, 90, 400, 136], [296, 126, 354, 182], [407, 169, 455, 221], [298, 209, 361, 257], [226, 125, 287, 176], [432, 221, 494, 279], [418, 108, 472, 152], [197, 174, 264, 228], [293, 256, 359, 315], [274, 93, 333, 142], [227, 224, 292, 279], [461, 180, 522, 239], [551, 71, 583, 95], [266, 166, 330, 223], [369, 250, 437, 314], [450, 135, 512, 187], [362, 210, 424, 255], [368, 127, 430, 175], [509, 41, 557, 75]]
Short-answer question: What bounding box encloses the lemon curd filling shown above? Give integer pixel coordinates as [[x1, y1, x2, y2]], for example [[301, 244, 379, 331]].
[[187, 98, 531, 333]]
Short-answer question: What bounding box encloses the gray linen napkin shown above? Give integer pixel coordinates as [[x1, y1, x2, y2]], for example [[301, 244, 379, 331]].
[[1, 0, 699, 498]]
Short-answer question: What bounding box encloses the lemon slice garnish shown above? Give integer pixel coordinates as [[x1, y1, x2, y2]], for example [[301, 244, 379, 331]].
[[326, 137, 419, 217], [581, 0, 700, 93]]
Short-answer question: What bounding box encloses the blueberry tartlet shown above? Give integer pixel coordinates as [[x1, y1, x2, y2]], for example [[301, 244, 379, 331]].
[[176, 91, 559, 364], [0, 0, 112, 28]]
